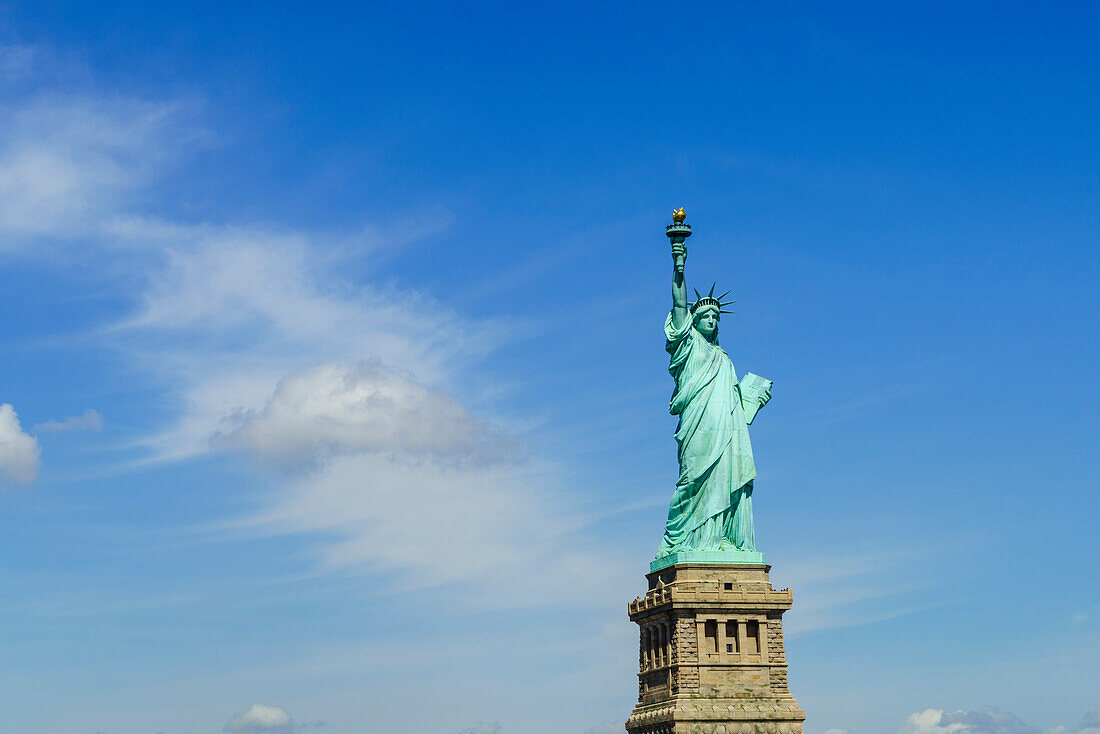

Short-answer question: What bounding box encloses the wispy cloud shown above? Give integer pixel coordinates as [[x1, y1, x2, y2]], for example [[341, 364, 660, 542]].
[[94, 218, 624, 607], [773, 547, 943, 634], [33, 408, 104, 433], [0, 63, 623, 611], [106, 222, 491, 462], [0, 92, 201, 245]]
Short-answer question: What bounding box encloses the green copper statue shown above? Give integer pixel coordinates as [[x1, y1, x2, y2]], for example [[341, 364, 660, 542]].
[[657, 210, 773, 562]]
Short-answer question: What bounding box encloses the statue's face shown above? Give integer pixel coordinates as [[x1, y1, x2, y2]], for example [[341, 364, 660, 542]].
[[695, 309, 719, 336]]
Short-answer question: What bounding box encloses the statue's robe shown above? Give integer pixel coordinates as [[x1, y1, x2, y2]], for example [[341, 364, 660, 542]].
[[658, 311, 763, 556]]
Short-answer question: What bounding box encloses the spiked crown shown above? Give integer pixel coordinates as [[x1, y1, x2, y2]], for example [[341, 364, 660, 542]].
[[690, 283, 734, 315]]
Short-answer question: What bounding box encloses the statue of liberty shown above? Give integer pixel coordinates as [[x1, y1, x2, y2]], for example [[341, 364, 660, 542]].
[[657, 209, 773, 560]]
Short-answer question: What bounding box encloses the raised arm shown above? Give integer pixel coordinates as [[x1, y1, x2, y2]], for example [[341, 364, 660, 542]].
[[671, 241, 688, 329]]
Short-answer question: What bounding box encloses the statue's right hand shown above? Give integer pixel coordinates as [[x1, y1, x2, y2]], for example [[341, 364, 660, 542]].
[[671, 243, 687, 273]]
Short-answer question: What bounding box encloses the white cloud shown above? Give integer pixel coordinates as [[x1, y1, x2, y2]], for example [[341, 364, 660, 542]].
[[0, 403, 40, 485], [0, 93, 195, 242], [240, 448, 616, 600], [102, 222, 625, 606], [1079, 711, 1100, 734], [110, 225, 489, 464], [898, 710, 971, 734], [33, 408, 104, 433], [0, 68, 622, 610], [211, 362, 498, 467], [896, 709, 1049, 734], [224, 703, 294, 733], [456, 724, 501, 734], [889, 708, 1100, 734]]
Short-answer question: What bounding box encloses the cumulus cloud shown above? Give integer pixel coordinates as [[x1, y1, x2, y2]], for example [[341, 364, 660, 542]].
[[211, 362, 498, 467], [0, 403, 40, 485], [897, 708, 1038, 734], [895, 708, 1100, 734], [33, 408, 104, 433], [455, 723, 501, 734], [224, 703, 294, 733]]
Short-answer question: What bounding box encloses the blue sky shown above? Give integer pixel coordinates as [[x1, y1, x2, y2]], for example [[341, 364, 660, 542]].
[[0, 3, 1097, 733]]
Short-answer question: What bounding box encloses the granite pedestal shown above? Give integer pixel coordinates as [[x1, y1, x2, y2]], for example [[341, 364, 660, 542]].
[[626, 563, 806, 734]]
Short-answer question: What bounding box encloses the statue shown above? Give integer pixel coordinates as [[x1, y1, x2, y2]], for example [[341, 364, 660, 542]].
[[657, 210, 773, 560]]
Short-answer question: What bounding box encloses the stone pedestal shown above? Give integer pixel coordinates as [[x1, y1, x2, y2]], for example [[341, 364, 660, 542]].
[[625, 563, 806, 734]]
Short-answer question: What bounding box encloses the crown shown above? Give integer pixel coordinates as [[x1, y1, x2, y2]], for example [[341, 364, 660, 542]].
[[690, 283, 734, 315]]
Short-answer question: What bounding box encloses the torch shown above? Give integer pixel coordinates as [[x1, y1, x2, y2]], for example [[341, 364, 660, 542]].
[[666, 207, 691, 273]]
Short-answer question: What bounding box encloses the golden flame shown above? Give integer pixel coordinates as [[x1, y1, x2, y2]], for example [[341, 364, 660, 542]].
[[672, 207, 686, 223]]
